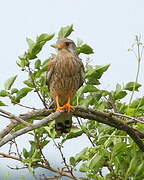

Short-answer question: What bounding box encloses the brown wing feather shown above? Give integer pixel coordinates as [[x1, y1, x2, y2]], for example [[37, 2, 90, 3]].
[[76, 57, 85, 88], [46, 57, 57, 91]]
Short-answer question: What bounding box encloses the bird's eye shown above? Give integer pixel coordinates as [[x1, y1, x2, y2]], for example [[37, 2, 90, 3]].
[[65, 42, 69, 46]]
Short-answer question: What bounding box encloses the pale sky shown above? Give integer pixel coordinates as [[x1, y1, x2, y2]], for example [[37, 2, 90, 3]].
[[0, 0, 144, 179]]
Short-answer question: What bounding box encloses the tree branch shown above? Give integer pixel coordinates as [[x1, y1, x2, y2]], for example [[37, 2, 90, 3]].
[[0, 111, 61, 147], [0, 106, 144, 151], [0, 108, 31, 126], [0, 152, 82, 180]]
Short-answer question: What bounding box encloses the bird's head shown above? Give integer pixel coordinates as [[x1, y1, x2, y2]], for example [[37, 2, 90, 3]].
[[56, 38, 77, 56]]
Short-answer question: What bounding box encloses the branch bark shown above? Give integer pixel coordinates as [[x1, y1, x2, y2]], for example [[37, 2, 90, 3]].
[[0, 106, 144, 151], [0, 152, 82, 180]]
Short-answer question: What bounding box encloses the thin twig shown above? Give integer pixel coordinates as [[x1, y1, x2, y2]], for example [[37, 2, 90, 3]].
[[0, 113, 10, 118], [0, 109, 53, 139], [111, 112, 144, 124], [108, 93, 118, 112], [0, 107, 144, 151], [0, 152, 82, 180], [0, 111, 62, 147], [16, 103, 38, 110], [0, 152, 21, 161], [128, 36, 143, 105], [0, 108, 31, 126], [13, 139, 22, 158], [52, 139, 77, 180], [7, 165, 27, 170], [76, 117, 95, 147]]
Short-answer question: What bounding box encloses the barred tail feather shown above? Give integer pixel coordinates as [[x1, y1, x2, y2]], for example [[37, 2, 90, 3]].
[[55, 112, 72, 136]]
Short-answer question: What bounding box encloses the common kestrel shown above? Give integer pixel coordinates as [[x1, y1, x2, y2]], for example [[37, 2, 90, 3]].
[[47, 38, 84, 135]]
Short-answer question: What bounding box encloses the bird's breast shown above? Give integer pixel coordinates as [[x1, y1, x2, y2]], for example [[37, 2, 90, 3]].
[[50, 52, 80, 95]]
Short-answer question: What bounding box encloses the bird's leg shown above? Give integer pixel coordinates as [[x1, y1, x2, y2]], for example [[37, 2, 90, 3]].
[[55, 96, 65, 112], [55, 96, 74, 112], [63, 96, 74, 112]]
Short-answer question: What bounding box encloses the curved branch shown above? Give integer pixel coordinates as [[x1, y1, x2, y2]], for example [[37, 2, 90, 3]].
[[0, 106, 144, 151], [0, 152, 82, 180], [0, 111, 61, 147]]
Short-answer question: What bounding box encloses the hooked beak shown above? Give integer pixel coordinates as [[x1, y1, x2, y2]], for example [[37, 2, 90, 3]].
[[56, 43, 66, 49]]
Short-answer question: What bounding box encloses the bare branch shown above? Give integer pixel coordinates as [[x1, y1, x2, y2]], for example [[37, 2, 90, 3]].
[[0, 109, 53, 139], [0, 106, 144, 152], [15, 103, 38, 110], [0, 111, 62, 147], [111, 112, 144, 124], [0, 152, 82, 180], [0, 108, 31, 126], [0, 152, 21, 161], [52, 139, 76, 179], [0, 122, 17, 139]]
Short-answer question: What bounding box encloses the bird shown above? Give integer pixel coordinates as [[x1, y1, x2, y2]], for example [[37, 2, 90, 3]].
[[47, 38, 84, 135]]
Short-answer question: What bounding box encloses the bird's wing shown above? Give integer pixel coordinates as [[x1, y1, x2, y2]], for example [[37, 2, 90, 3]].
[[77, 57, 85, 88], [46, 57, 57, 91]]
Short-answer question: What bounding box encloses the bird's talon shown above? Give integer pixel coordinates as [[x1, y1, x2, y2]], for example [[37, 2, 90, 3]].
[[64, 103, 74, 112], [56, 106, 65, 112], [56, 104, 74, 112]]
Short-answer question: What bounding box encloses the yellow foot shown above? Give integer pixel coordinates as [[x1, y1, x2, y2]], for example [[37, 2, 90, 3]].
[[56, 104, 74, 112], [56, 106, 66, 112], [63, 103, 74, 112]]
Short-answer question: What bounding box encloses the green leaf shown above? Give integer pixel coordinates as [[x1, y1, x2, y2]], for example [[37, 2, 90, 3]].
[[58, 24, 74, 39], [23, 79, 34, 88], [41, 140, 50, 147], [79, 162, 89, 172], [36, 33, 54, 43], [17, 57, 29, 68], [125, 107, 136, 116], [26, 38, 35, 50], [69, 157, 76, 166], [70, 148, 88, 166], [23, 148, 29, 158], [130, 97, 144, 108], [114, 90, 127, 100], [18, 52, 27, 61], [95, 64, 110, 77], [11, 88, 19, 94], [0, 100, 6, 106], [77, 44, 94, 54], [75, 148, 89, 162], [134, 162, 144, 178], [34, 59, 41, 69], [78, 84, 99, 94], [80, 95, 94, 106], [0, 90, 9, 97], [113, 83, 127, 100], [85, 64, 110, 84], [76, 85, 99, 103], [44, 121, 56, 138], [112, 142, 127, 157], [15, 88, 32, 103], [124, 82, 142, 91], [88, 154, 105, 172], [101, 90, 110, 96], [27, 33, 54, 60], [125, 154, 137, 178], [87, 77, 100, 85], [62, 129, 83, 143], [4, 75, 17, 90]]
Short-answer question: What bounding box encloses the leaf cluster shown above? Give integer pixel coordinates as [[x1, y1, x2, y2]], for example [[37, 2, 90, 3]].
[[0, 25, 144, 180]]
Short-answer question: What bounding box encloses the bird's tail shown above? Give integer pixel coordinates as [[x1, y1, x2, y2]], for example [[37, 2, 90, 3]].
[[55, 112, 72, 136]]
